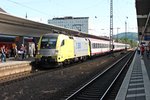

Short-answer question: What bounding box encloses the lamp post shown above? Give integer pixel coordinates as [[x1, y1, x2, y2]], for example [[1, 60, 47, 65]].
[[125, 17, 128, 50], [117, 27, 120, 42], [101, 29, 105, 36], [101, 28, 109, 37]]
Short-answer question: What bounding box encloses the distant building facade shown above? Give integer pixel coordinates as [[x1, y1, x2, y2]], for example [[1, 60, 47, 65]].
[[48, 16, 89, 33]]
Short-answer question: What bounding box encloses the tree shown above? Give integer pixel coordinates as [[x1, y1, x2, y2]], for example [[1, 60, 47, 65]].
[[115, 38, 137, 48]]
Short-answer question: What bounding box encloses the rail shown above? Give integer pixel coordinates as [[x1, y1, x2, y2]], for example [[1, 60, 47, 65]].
[[65, 51, 135, 100]]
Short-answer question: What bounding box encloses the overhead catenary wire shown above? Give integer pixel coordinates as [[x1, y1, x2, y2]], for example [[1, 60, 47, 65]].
[[6, 0, 50, 16]]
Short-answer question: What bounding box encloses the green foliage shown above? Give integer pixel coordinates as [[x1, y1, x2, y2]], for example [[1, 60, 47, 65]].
[[114, 32, 138, 41], [115, 38, 137, 48], [114, 32, 138, 48]]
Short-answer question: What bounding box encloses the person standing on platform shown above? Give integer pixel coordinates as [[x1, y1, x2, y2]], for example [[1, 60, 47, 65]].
[[21, 44, 25, 60], [146, 42, 150, 58], [140, 44, 145, 56], [24, 45, 27, 58], [1, 45, 6, 62], [137, 45, 140, 54], [14, 46, 18, 59]]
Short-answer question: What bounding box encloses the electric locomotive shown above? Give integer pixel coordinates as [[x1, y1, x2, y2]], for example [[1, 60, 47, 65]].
[[35, 33, 90, 66]]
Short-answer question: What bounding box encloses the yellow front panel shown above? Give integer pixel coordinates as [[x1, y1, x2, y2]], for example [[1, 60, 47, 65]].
[[87, 40, 91, 56], [35, 36, 42, 59], [37, 36, 42, 51], [57, 39, 74, 62]]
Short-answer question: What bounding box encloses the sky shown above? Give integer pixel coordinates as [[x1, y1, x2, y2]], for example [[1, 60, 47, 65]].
[[0, 0, 138, 36]]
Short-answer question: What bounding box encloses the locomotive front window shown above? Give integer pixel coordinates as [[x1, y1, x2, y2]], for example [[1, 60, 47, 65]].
[[41, 36, 57, 49]]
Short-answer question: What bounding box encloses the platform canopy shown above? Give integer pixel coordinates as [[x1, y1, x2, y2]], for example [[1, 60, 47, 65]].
[[0, 12, 109, 41], [136, 0, 150, 41], [0, 12, 82, 37]]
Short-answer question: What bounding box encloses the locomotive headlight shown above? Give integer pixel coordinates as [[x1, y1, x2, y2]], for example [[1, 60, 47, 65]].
[[37, 50, 40, 54], [55, 50, 58, 55]]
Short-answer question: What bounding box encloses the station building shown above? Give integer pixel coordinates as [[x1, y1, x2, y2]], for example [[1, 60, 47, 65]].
[[48, 16, 89, 33]]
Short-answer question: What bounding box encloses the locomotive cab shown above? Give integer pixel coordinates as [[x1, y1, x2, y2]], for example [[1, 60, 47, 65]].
[[35, 33, 74, 65], [39, 34, 58, 63]]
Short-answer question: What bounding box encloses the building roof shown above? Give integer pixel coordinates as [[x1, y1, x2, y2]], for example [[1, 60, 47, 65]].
[[136, 0, 150, 40], [52, 16, 89, 20], [0, 8, 7, 13]]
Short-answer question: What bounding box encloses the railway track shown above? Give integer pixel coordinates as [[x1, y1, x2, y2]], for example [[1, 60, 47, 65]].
[[0, 51, 133, 100], [0, 52, 121, 86], [0, 64, 64, 86], [0, 56, 102, 86], [65, 51, 135, 100]]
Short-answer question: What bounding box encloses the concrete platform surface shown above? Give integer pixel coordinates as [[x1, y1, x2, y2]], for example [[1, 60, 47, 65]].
[[116, 52, 150, 100], [0, 57, 34, 78]]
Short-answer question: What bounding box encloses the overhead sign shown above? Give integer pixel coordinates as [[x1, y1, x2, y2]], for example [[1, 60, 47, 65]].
[[144, 35, 150, 40]]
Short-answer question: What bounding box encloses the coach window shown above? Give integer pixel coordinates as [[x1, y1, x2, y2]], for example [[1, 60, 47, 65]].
[[96, 43, 97, 48], [105, 44, 107, 48], [104, 44, 106, 48], [93, 43, 95, 48], [92, 44, 94, 48], [102, 44, 104, 48], [103, 44, 105, 48]]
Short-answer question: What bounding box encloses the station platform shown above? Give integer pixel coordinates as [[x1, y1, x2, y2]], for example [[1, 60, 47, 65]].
[[116, 52, 150, 100], [0, 57, 34, 78]]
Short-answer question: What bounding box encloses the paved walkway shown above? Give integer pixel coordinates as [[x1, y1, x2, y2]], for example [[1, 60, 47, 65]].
[[116, 52, 150, 100]]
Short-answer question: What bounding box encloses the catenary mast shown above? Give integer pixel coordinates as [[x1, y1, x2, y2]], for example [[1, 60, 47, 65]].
[[110, 0, 113, 51]]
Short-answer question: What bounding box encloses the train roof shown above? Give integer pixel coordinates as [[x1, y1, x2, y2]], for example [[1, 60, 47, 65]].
[[42, 33, 110, 41]]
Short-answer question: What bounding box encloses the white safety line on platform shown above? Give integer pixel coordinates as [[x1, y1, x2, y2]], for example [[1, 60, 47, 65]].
[[141, 59, 150, 100], [116, 52, 150, 100]]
